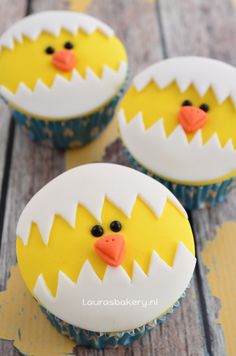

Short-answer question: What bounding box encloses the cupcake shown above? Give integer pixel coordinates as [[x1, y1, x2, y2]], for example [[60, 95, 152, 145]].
[[0, 11, 128, 149], [118, 57, 236, 209], [16, 163, 196, 348]]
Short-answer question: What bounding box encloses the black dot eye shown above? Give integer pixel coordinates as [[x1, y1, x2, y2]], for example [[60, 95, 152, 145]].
[[110, 221, 122, 232], [64, 41, 74, 50], [45, 46, 55, 55], [199, 103, 210, 112], [91, 225, 104, 237], [182, 100, 193, 106]]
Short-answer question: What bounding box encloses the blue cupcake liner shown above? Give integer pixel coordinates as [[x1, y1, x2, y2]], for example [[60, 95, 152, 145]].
[[123, 146, 236, 210], [39, 285, 190, 349], [10, 78, 127, 150]]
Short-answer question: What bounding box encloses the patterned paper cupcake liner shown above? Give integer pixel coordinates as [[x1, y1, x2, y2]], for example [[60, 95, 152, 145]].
[[10, 78, 128, 150], [39, 286, 188, 349], [124, 147, 236, 210]]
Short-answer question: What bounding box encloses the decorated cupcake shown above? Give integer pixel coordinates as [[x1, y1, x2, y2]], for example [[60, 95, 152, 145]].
[[0, 11, 128, 149], [118, 57, 236, 209], [16, 163, 196, 348]]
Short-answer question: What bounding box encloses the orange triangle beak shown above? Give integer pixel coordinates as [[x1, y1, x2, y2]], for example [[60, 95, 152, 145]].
[[94, 235, 126, 267], [178, 106, 208, 133], [52, 49, 77, 72]]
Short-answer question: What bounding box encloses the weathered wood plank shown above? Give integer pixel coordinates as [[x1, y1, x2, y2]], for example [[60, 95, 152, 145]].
[[0, 128, 65, 288], [0, 102, 11, 198], [0, 0, 212, 355], [0, 130, 65, 355], [32, 0, 67, 11], [0, 340, 19, 356], [158, 0, 236, 63], [158, 0, 236, 355], [0, 2, 32, 355], [87, 0, 162, 74], [0, 0, 28, 206], [0, 0, 28, 31], [191, 194, 236, 356]]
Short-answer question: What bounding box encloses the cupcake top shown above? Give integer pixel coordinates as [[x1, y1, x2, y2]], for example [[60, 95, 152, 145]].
[[0, 11, 128, 120], [16, 163, 195, 332], [118, 57, 236, 185]]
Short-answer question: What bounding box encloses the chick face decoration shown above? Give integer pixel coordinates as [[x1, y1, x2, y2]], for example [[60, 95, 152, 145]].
[[118, 57, 236, 184], [16, 164, 195, 332], [0, 11, 127, 119]]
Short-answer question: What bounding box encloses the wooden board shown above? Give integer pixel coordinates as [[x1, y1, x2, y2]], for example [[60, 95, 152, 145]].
[[0, 0, 235, 355], [0, 0, 28, 259], [0, 4, 29, 356]]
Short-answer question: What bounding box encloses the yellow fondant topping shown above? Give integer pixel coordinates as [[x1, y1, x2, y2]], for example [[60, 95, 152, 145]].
[[120, 82, 236, 148], [0, 29, 127, 92], [16, 197, 194, 297]]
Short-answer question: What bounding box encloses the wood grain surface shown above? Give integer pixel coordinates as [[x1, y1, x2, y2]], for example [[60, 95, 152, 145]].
[[0, 0, 235, 355]]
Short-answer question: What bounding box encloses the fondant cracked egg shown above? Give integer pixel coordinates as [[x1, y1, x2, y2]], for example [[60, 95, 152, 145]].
[[0, 11, 128, 148], [118, 57, 236, 209], [16, 163, 196, 348]]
